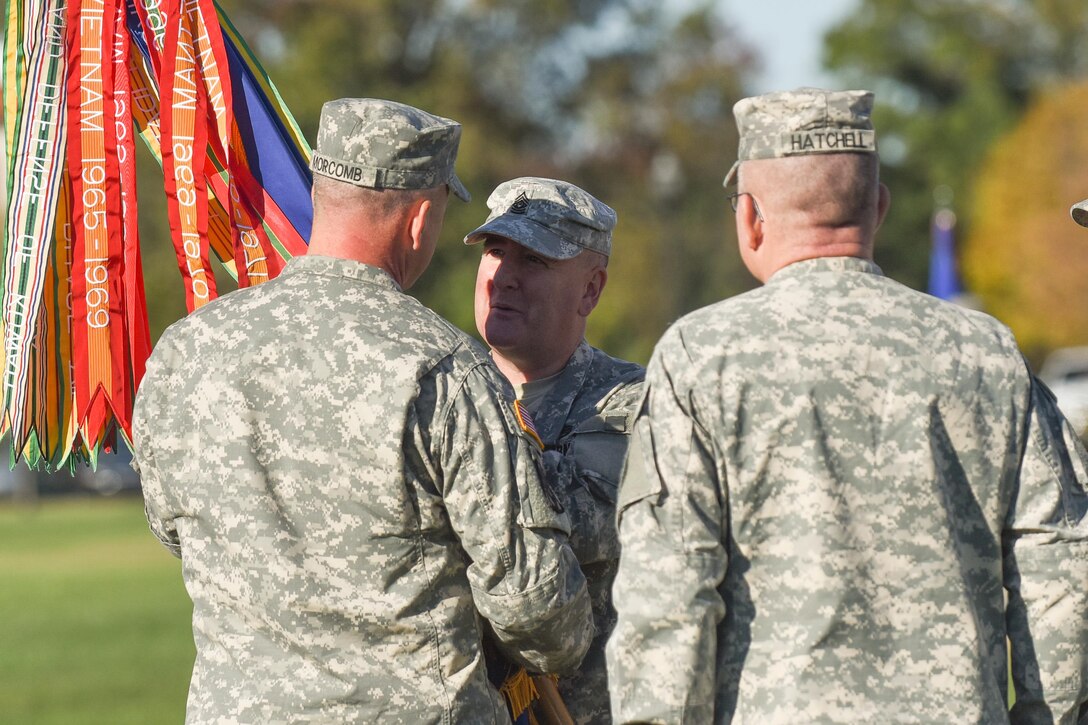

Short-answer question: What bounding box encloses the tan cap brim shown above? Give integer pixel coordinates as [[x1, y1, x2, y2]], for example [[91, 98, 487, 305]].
[[1072, 199, 1088, 227]]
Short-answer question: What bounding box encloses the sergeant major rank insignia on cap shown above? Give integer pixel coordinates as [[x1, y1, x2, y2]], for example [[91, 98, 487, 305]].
[[509, 193, 530, 215], [463, 177, 617, 260]]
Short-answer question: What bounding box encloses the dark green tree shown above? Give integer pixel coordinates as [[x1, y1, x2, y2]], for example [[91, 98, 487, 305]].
[[200, 0, 755, 364], [822, 0, 1088, 289]]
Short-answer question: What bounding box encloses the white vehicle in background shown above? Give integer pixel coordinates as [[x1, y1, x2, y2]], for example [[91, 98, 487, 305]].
[[1040, 346, 1088, 438]]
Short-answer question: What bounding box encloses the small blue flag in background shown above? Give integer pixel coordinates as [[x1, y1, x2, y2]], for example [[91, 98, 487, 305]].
[[928, 207, 963, 300]]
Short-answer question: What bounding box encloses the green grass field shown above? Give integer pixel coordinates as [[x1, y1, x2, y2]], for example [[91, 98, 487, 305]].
[[0, 494, 1018, 722], [0, 496, 194, 724]]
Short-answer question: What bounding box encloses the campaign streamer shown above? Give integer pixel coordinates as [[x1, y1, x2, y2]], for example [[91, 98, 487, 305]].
[[2, 0, 68, 455], [1, 0, 313, 468], [65, 0, 131, 449]]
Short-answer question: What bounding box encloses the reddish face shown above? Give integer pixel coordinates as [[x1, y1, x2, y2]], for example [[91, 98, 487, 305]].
[[474, 236, 603, 376]]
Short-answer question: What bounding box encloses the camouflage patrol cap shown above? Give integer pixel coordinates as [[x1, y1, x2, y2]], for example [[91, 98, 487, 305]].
[[463, 177, 616, 260], [310, 98, 470, 201], [1072, 199, 1088, 227], [723, 88, 877, 187]]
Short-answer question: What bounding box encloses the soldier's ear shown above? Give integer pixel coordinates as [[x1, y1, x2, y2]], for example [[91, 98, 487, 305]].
[[737, 199, 763, 253], [578, 266, 607, 317], [876, 183, 891, 229], [408, 198, 433, 251]]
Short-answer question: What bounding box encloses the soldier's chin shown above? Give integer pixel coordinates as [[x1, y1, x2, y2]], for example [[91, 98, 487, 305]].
[[482, 319, 526, 351]]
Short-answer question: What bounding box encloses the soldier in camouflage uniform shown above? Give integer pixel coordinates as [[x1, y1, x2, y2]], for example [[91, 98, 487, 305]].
[[133, 99, 593, 724], [606, 88, 1088, 723], [465, 178, 645, 723]]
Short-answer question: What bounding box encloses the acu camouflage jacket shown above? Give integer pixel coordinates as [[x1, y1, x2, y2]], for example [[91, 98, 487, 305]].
[[608, 257, 1088, 724], [135, 256, 592, 724], [527, 340, 644, 725]]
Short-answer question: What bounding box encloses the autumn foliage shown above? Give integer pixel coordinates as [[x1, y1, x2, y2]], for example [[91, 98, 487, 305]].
[[963, 81, 1088, 360]]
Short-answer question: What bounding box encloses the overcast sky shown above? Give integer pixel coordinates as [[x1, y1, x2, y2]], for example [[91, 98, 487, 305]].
[[720, 0, 860, 93]]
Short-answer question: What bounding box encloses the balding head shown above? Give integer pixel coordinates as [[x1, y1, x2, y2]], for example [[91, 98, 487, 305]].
[[723, 88, 891, 280], [308, 175, 450, 289], [312, 174, 429, 221], [304, 98, 467, 288], [739, 152, 882, 233], [732, 153, 890, 282]]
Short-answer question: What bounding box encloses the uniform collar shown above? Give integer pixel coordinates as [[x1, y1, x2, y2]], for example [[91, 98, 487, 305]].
[[281, 255, 403, 292], [767, 255, 883, 284], [526, 340, 593, 444]]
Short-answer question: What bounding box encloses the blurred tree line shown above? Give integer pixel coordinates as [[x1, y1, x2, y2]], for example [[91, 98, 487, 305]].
[[138, 0, 756, 365], [824, 0, 1088, 362], [131, 0, 1088, 366]]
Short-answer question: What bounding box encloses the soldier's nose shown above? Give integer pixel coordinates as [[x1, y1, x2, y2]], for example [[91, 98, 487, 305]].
[[492, 262, 518, 289]]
